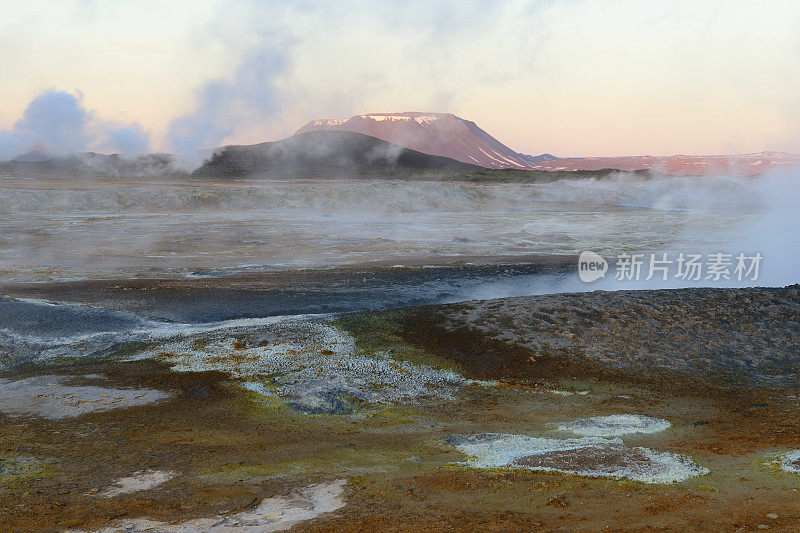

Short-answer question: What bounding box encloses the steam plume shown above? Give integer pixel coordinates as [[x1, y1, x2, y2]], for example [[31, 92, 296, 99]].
[[0, 90, 151, 160], [166, 43, 288, 168]]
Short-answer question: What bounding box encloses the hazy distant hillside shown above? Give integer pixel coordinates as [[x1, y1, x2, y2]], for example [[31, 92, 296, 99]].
[[6, 120, 783, 181], [0, 152, 181, 178], [526, 151, 800, 176], [194, 130, 479, 178]]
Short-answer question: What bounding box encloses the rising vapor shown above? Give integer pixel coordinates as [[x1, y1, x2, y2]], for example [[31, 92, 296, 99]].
[[166, 43, 288, 168], [0, 90, 151, 160]]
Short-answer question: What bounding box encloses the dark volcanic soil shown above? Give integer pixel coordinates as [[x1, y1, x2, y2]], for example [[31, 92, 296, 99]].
[[0, 260, 573, 322], [402, 285, 800, 393]]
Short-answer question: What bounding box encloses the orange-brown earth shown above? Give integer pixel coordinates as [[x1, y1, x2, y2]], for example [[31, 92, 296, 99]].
[[2, 286, 800, 532]]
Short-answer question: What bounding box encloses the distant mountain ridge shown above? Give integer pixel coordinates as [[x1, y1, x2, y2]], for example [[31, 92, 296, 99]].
[[526, 151, 800, 176], [296, 111, 800, 176], [0, 152, 179, 177], [0, 131, 479, 179], [3, 110, 798, 178], [296, 112, 554, 170], [194, 130, 479, 178]]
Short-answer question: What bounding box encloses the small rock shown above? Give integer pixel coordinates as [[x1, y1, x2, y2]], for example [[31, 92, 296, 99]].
[[545, 494, 569, 507], [766, 513, 779, 519]]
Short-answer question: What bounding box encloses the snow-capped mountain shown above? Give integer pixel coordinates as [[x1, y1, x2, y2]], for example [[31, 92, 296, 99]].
[[296, 112, 551, 170], [296, 112, 800, 175]]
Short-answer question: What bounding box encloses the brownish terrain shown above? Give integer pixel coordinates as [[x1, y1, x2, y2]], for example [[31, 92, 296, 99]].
[[2, 285, 800, 531]]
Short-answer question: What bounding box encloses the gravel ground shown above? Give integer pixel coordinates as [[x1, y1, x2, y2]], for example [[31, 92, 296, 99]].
[[408, 285, 800, 391]]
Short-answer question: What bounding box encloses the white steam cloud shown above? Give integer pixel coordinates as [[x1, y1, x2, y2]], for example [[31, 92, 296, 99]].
[[0, 90, 151, 160], [737, 169, 800, 286], [166, 43, 288, 168], [0, 37, 290, 168], [2, 168, 799, 287]]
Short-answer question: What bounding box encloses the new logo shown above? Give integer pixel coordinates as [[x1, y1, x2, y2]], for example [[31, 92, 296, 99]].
[[578, 251, 608, 282]]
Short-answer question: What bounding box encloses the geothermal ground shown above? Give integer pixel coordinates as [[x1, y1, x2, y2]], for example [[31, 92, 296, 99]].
[[1, 280, 800, 531]]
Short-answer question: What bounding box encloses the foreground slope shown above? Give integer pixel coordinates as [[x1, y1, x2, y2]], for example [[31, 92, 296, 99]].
[[3, 283, 800, 531], [404, 285, 800, 392]]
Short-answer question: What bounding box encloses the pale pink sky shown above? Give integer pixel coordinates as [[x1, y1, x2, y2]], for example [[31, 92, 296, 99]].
[[1, 0, 799, 157]]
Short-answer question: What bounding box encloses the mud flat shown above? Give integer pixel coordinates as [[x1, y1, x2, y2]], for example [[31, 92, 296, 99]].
[[94, 470, 178, 498], [72, 479, 347, 533], [446, 433, 708, 484], [0, 374, 170, 419], [133, 315, 473, 415], [557, 414, 671, 437], [1, 285, 800, 531]]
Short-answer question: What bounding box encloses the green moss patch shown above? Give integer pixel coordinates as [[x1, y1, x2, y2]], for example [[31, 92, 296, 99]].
[[333, 311, 459, 372]]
